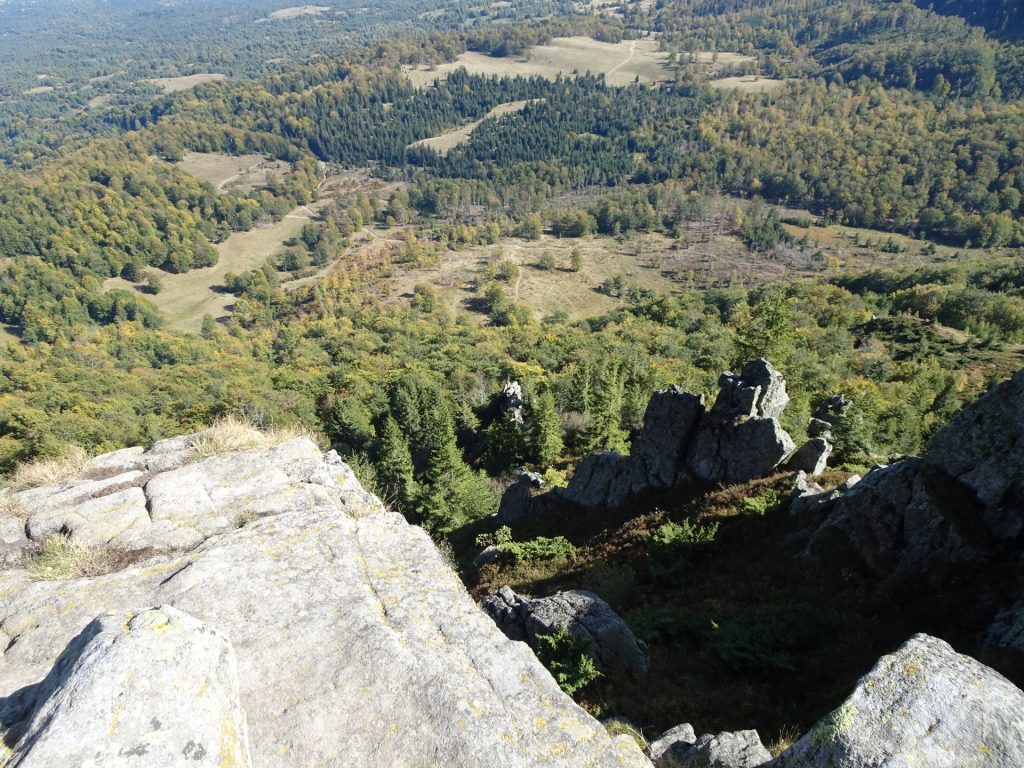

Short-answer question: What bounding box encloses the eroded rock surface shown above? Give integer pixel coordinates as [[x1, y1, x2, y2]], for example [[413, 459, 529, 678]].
[[6, 606, 251, 768], [0, 437, 649, 768], [769, 634, 1024, 768]]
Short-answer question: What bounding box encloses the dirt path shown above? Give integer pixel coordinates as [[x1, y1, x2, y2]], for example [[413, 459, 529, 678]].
[[606, 40, 637, 78]]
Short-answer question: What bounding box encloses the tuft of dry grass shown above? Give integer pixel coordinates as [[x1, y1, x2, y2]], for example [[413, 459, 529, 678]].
[[25, 535, 158, 580], [189, 416, 313, 460], [768, 725, 802, 757], [0, 492, 28, 520], [26, 535, 105, 580], [9, 447, 89, 492]]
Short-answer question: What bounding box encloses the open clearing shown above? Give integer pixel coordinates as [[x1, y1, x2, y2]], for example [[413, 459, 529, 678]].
[[388, 234, 679, 321], [105, 207, 318, 332], [710, 76, 787, 93], [148, 74, 227, 93], [23, 86, 54, 95], [267, 5, 329, 19], [102, 170, 392, 331], [175, 151, 291, 193], [86, 94, 114, 109], [406, 36, 672, 88], [409, 100, 537, 155]]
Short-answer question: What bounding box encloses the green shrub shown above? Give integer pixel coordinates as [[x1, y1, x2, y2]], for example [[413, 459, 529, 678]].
[[504, 535, 577, 563], [647, 518, 719, 586], [653, 519, 719, 546], [534, 627, 601, 695], [740, 490, 782, 516]]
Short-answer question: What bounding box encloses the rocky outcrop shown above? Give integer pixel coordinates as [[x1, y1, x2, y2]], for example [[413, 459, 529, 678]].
[[784, 438, 831, 476], [551, 360, 795, 511], [769, 633, 1024, 768], [648, 725, 770, 768], [6, 606, 251, 768], [499, 380, 526, 425], [805, 369, 1024, 578], [3, 434, 381, 558], [0, 435, 649, 768], [648, 723, 697, 764], [496, 467, 545, 524], [483, 586, 649, 678]]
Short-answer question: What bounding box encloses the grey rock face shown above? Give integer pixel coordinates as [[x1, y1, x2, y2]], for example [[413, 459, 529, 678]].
[[0, 437, 648, 768], [806, 368, 1024, 578], [561, 451, 631, 509], [814, 393, 852, 424], [1, 437, 380, 556], [806, 418, 833, 440], [712, 359, 790, 421], [785, 438, 831, 476], [557, 361, 794, 510], [7, 606, 251, 768], [925, 368, 1024, 542], [483, 587, 649, 679], [627, 387, 705, 490], [987, 600, 1024, 654], [687, 415, 795, 486], [499, 379, 526, 424], [648, 723, 697, 765], [497, 468, 545, 524], [671, 731, 772, 768], [769, 634, 1024, 768]]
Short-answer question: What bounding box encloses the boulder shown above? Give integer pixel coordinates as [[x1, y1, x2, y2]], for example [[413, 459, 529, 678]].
[[6, 606, 251, 768], [561, 451, 631, 509], [670, 730, 772, 768], [473, 544, 503, 568], [496, 468, 545, 524], [785, 438, 831, 476], [483, 587, 649, 679], [712, 359, 789, 420], [925, 368, 1024, 542], [806, 418, 833, 440], [687, 415, 795, 486], [648, 723, 697, 765], [0, 436, 648, 768], [626, 387, 705, 490], [769, 634, 1024, 768], [481, 584, 531, 642]]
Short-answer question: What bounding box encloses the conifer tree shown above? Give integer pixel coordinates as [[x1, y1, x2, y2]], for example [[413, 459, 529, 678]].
[[530, 387, 564, 467], [377, 415, 417, 512]]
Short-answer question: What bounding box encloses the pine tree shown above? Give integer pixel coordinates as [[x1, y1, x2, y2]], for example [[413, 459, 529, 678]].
[[586, 360, 629, 454], [530, 387, 564, 467], [377, 415, 417, 512]]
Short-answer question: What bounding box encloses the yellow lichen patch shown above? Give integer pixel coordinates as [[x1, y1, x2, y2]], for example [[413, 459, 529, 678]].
[[219, 715, 246, 768], [109, 701, 125, 736]]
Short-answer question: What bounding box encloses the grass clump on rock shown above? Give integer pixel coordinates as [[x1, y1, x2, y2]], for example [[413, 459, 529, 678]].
[[8, 446, 89, 491], [188, 416, 312, 460], [26, 535, 107, 581]]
